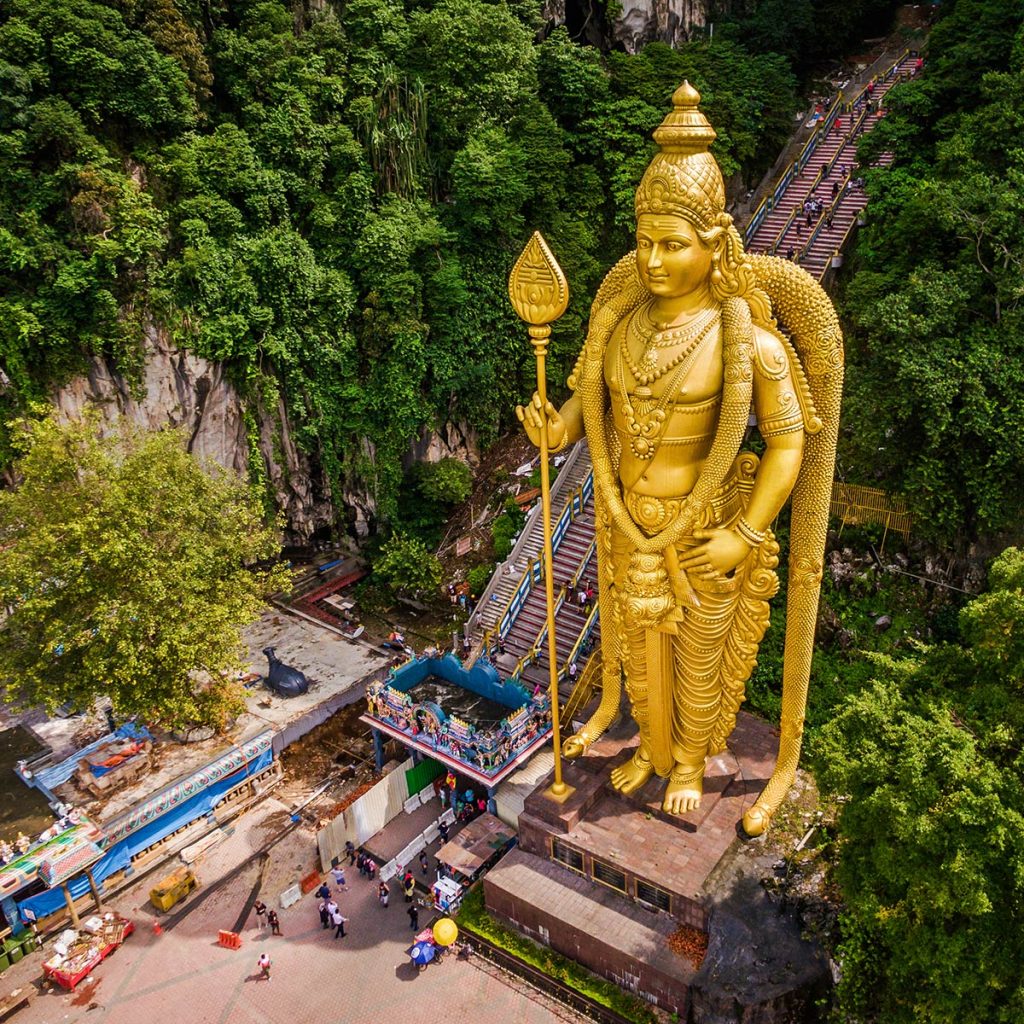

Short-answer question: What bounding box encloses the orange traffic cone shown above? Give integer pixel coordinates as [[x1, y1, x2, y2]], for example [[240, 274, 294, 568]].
[[153, 920, 163, 937]]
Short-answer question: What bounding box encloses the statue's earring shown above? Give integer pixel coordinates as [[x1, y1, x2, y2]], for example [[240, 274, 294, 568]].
[[710, 250, 723, 288]]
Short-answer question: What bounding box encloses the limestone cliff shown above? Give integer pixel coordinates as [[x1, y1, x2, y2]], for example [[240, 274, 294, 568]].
[[50, 323, 479, 543], [614, 0, 709, 53], [544, 0, 711, 54]]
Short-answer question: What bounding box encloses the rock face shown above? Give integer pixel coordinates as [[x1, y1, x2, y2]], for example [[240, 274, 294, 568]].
[[49, 323, 481, 543], [544, 0, 712, 54], [52, 322, 335, 544], [614, 0, 710, 53]]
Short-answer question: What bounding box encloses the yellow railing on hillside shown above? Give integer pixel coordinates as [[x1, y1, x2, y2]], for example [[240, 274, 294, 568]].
[[830, 482, 913, 550]]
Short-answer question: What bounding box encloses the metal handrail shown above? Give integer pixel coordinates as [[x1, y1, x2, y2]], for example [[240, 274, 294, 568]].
[[768, 206, 798, 255], [560, 651, 601, 725], [745, 49, 909, 247], [560, 601, 599, 681], [508, 588, 566, 682], [481, 471, 594, 657]]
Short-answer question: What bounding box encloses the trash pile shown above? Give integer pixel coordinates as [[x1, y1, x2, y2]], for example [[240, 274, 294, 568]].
[[667, 924, 709, 969], [42, 913, 134, 989]]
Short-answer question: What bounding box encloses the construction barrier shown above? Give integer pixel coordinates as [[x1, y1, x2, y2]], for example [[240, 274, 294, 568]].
[[217, 930, 242, 950], [300, 870, 321, 895]]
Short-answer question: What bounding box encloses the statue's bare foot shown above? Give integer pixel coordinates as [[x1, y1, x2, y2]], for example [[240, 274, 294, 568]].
[[562, 733, 590, 759], [663, 763, 704, 814], [610, 750, 654, 793]]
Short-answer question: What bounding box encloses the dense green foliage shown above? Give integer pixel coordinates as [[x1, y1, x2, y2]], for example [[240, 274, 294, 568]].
[[841, 0, 1024, 542], [0, 411, 289, 728], [490, 496, 526, 559], [373, 532, 442, 598], [395, 457, 474, 544], [713, 0, 904, 80], [0, 0, 799, 526], [814, 547, 1024, 1022]]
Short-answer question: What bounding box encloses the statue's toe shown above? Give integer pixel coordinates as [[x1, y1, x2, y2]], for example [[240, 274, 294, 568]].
[[562, 735, 587, 759], [742, 804, 771, 837]]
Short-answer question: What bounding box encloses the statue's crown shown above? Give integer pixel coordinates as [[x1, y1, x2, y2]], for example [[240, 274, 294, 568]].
[[635, 82, 725, 231]]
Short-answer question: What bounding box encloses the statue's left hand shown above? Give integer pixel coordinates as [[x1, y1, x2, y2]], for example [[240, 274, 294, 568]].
[[677, 528, 750, 577]]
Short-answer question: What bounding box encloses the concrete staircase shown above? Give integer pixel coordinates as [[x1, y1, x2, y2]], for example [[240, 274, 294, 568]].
[[474, 439, 593, 636], [746, 53, 918, 279]]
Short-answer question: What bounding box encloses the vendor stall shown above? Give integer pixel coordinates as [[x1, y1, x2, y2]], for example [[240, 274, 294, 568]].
[[41, 914, 134, 991], [432, 876, 463, 914], [435, 812, 517, 888]]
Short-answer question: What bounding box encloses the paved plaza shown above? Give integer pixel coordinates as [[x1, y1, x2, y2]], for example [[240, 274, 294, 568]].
[[1, 797, 589, 1024]]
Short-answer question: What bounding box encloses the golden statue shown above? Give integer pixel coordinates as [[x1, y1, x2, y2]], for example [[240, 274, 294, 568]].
[[514, 83, 843, 836]]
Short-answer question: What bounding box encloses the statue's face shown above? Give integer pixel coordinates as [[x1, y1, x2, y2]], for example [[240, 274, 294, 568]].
[[635, 214, 713, 298]]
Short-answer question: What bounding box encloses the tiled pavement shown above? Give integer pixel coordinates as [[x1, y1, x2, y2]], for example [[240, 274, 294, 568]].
[[2, 799, 589, 1024]]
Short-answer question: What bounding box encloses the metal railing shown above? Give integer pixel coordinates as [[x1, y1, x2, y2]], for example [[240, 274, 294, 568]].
[[481, 470, 594, 658], [560, 601, 599, 682], [560, 651, 601, 726]]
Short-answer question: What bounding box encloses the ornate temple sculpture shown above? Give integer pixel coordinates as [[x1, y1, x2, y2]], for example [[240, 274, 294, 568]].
[[515, 83, 843, 836]]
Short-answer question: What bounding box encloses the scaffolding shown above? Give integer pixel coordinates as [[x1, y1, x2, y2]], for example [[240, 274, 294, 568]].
[[830, 482, 913, 551]]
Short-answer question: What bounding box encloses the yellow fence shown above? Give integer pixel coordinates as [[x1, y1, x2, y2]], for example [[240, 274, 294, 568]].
[[830, 483, 913, 549]]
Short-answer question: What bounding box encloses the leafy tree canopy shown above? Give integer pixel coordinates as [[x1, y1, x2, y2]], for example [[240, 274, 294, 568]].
[[0, 411, 290, 729], [374, 532, 442, 598], [0, 0, 799, 527], [840, 1, 1024, 542], [813, 547, 1024, 1022]]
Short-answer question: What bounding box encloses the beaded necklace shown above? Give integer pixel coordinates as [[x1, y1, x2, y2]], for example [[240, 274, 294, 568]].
[[621, 304, 720, 387], [617, 309, 720, 460]]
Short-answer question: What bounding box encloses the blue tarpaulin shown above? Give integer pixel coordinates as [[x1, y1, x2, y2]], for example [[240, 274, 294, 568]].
[[18, 743, 272, 922], [29, 723, 154, 792]]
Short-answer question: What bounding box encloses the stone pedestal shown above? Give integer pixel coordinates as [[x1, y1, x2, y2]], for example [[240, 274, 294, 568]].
[[484, 712, 830, 1022]]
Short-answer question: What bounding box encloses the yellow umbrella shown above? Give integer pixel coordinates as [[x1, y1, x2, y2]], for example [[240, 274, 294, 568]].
[[432, 918, 458, 947]]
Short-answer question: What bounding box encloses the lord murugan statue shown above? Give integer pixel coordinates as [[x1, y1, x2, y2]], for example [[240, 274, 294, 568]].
[[516, 83, 843, 836]]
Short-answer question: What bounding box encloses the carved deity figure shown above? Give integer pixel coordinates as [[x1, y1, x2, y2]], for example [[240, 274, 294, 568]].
[[517, 84, 843, 835]]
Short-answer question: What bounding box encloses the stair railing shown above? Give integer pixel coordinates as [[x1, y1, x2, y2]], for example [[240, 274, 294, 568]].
[[560, 601, 600, 682], [744, 49, 909, 248], [481, 469, 594, 658], [768, 206, 799, 256], [508, 587, 567, 683], [561, 652, 601, 725]]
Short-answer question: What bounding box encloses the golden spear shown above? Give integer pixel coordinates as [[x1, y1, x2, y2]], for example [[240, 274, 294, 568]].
[[508, 232, 574, 802]]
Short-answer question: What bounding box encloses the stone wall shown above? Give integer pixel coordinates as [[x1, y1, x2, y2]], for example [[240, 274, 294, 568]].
[[484, 848, 693, 1017]]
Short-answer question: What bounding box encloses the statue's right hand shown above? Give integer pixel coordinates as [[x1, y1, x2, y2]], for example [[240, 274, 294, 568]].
[[515, 393, 566, 451]]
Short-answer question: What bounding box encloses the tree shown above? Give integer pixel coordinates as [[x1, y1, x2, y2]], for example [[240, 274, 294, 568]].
[[812, 545, 1024, 1022], [0, 413, 290, 729], [373, 533, 442, 599], [841, 5, 1024, 543], [815, 678, 1024, 1023]]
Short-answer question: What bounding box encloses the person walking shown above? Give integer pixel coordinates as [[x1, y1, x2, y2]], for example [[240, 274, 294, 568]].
[[419, 851, 429, 876], [332, 864, 348, 891], [318, 899, 330, 929], [366, 858, 377, 881], [253, 900, 268, 930], [268, 909, 281, 936], [357, 851, 367, 877], [407, 904, 419, 931], [326, 898, 339, 925], [438, 820, 449, 844], [345, 841, 356, 866], [257, 952, 271, 980], [403, 872, 416, 903], [331, 907, 348, 938], [378, 880, 390, 908]]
